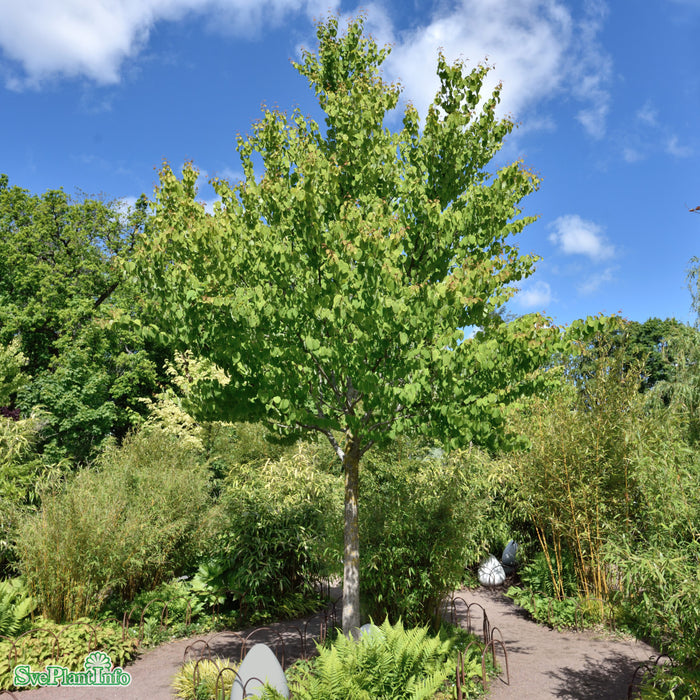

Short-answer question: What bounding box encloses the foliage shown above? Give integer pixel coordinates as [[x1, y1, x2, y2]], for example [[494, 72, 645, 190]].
[[638, 664, 700, 700], [517, 550, 579, 599], [0, 339, 29, 407], [505, 587, 606, 631], [17, 316, 162, 463], [288, 619, 483, 700], [16, 429, 211, 621], [200, 443, 341, 622], [0, 174, 166, 463], [611, 538, 700, 667], [0, 616, 138, 690], [501, 331, 643, 600], [103, 577, 212, 647], [360, 442, 494, 627], [172, 657, 238, 700], [135, 14, 556, 632], [648, 323, 700, 444], [0, 578, 35, 637], [624, 318, 692, 392], [502, 317, 700, 670], [0, 413, 49, 574]]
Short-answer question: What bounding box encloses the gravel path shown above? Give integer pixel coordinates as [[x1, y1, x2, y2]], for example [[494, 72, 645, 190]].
[[8, 588, 657, 699], [452, 588, 657, 700]]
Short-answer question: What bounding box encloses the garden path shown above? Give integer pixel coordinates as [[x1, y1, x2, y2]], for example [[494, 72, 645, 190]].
[[9, 587, 657, 699], [452, 587, 658, 700]]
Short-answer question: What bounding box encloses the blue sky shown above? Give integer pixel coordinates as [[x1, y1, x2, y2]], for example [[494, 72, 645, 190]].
[[1, 0, 698, 327]]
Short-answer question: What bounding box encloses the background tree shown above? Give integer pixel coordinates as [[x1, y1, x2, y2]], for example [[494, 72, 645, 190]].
[[0, 176, 167, 462], [135, 16, 557, 632], [625, 317, 690, 391]]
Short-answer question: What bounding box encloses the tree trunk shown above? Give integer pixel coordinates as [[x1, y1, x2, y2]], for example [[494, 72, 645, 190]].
[[342, 443, 361, 635]]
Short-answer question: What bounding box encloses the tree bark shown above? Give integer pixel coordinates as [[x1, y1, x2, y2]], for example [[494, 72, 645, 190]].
[[342, 441, 361, 635]]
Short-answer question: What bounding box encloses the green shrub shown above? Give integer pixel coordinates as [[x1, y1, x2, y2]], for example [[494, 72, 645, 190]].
[[518, 549, 579, 599], [359, 443, 493, 627], [502, 335, 645, 602], [505, 587, 606, 631], [16, 429, 211, 621], [0, 617, 138, 690], [611, 538, 700, 667], [288, 619, 483, 700], [638, 664, 700, 700], [104, 577, 212, 647], [0, 413, 49, 574], [202, 442, 341, 621], [172, 657, 238, 700]]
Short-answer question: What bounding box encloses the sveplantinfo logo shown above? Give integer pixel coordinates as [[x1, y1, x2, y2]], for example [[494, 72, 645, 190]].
[[13, 650, 131, 688]]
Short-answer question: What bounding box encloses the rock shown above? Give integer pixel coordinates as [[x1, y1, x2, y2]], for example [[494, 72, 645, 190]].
[[359, 623, 382, 640], [478, 555, 506, 586], [502, 540, 518, 567], [230, 643, 289, 700]]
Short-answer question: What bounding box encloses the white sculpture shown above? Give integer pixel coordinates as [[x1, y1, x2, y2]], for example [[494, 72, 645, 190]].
[[478, 555, 506, 586], [230, 643, 289, 700]]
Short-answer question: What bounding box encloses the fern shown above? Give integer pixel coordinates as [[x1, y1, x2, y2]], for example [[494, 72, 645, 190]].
[[0, 579, 35, 637], [289, 619, 453, 700]]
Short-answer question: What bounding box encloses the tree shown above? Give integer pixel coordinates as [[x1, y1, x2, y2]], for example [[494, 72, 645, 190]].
[[0, 175, 167, 462], [135, 16, 556, 632], [625, 317, 693, 392]]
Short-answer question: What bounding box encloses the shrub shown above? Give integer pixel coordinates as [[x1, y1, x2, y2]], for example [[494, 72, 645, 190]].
[[612, 538, 700, 667], [0, 413, 48, 574], [502, 336, 645, 601], [201, 442, 341, 621], [172, 657, 238, 700], [16, 429, 211, 621], [518, 549, 579, 599], [103, 577, 212, 647], [0, 617, 138, 690], [359, 442, 493, 627], [638, 664, 700, 700]]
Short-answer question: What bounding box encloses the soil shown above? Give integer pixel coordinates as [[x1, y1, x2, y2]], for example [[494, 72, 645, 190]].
[[6, 587, 657, 700]]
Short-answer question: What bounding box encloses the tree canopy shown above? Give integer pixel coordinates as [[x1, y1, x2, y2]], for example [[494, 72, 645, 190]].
[[135, 16, 557, 631], [0, 175, 165, 462]]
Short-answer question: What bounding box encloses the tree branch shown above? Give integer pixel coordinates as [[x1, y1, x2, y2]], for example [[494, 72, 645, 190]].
[[297, 331, 343, 403], [93, 280, 119, 309]]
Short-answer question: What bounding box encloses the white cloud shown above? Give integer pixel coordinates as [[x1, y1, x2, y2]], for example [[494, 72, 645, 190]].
[[0, 0, 612, 141], [515, 280, 552, 309], [214, 166, 244, 183], [622, 147, 644, 163], [636, 100, 658, 126], [384, 0, 573, 123], [570, 0, 611, 138], [0, 0, 334, 88], [578, 266, 616, 295], [374, 0, 612, 139], [666, 135, 693, 158], [548, 214, 615, 261]]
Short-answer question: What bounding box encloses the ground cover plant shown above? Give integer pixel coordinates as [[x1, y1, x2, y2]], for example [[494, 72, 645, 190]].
[[0, 617, 139, 691], [0, 577, 35, 637], [172, 657, 239, 700], [287, 619, 488, 700]]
